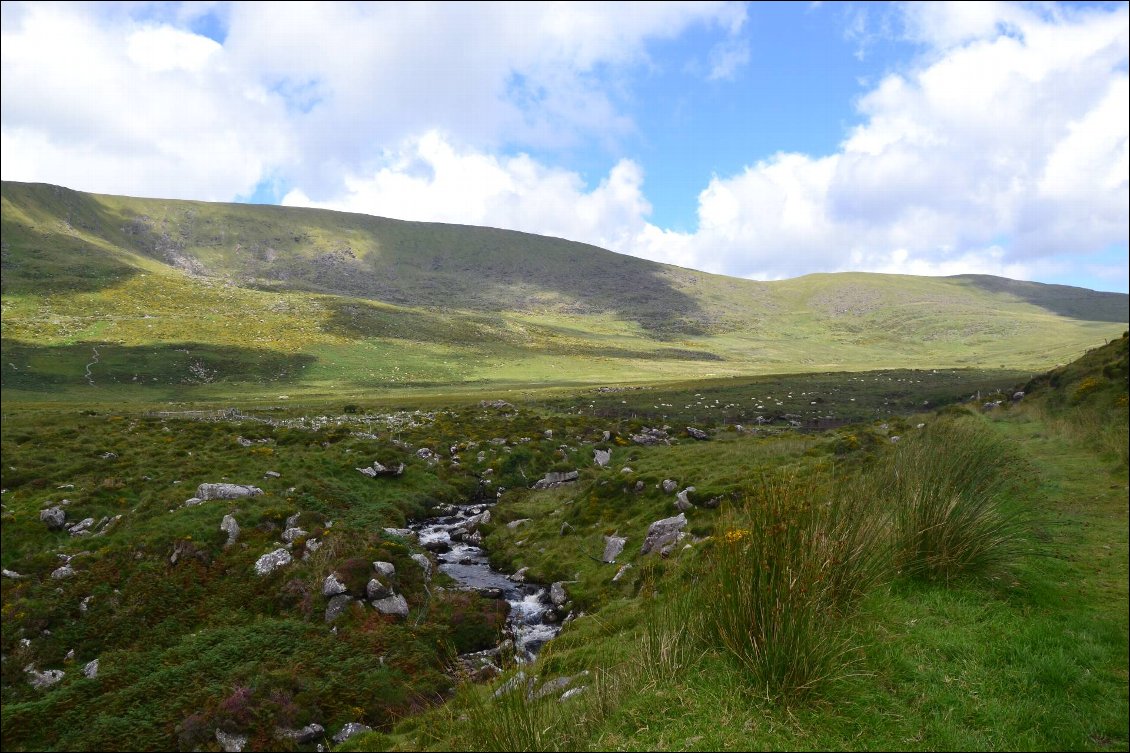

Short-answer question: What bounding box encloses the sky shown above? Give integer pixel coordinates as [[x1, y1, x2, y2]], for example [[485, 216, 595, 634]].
[[2, 1, 1127, 293]]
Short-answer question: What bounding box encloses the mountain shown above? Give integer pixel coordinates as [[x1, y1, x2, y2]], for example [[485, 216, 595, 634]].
[[2, 180, 1126, 403]]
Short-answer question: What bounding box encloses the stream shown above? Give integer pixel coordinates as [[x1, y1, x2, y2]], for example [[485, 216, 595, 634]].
[[410, 502, 561, 661]]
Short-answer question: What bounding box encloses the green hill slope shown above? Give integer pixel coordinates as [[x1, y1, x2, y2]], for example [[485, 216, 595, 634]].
[[2, 180, 1126, 404]]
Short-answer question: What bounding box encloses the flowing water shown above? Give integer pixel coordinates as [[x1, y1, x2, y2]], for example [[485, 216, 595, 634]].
[[410, 502, 560, 660]]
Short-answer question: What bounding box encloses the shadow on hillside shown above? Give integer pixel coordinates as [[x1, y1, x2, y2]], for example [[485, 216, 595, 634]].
[[0, 340, 317, 391], [954, 274, 1129, 323]]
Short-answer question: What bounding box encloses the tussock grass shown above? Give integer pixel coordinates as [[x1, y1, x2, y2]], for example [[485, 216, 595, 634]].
[[879, 418, 1030, 582], [697, 470, 889, 700]]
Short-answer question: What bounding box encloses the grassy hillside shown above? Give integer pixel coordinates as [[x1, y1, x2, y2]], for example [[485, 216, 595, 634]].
[[2, 180, 1126, 407]]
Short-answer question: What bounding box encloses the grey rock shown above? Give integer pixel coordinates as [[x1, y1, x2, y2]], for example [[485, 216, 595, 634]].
[[281, 527, 308, 544], [2, 568, 24, 579], [686, 426, 709, 440], [370, 461, 405, 477], [264, 470, 281, 479], [285, 512, 301, 529], [40, 506, 67, 530], [25, 665, 65, 689], [633, 480, 645, 492], [661, 479, 678, 494], [373, 593, 409, 618], [215, 729, 247, 752], [1012, 391, 1025, 401], [100, 451, 118, 460], [559, 686, 587, 702], [602, 535, 626, 563], [507, 518, 532, 529], [67, 517, 95, 535], [675, 488, 695, 511], [550, 581, 568, 607], [322, 573, 348, 597], [532, 471, 579, 490], [276, 723, 325, 744], [366, 578, 391, 600], [324, 594, 354, 623], [82, 658, 99, 679], [220, 514, 240, 547], [702, 496, 722, 509], [612, 563, 633, 582], [492, 670, 527, 698], [533, 675, 573, 700], [508, 566, 529, 583], [303, 538, 321, 558], [253, 548, 292, 576], [357, 466, 378, 478], [640, 513, 687, 556], [237, 436, 254, 447], [196, 483, 263, 501], [423, 539, 451, 554], [50, 565, 75, 580], [594, 448, 611, 467], [411, 553, 432, 577], [181, 497, 204, 508], [384, 527, 414, 538], [333, 722, 373, 744], [890, 435, 901, 443], [373, 561, 396, 578], [416, 448, 435, 460]]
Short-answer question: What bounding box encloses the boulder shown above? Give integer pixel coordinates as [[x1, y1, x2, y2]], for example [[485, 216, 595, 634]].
[[1, 568, 24, 579], [560, 686, 587, 702], [593, 449, 611, 467], [366, 578, 391, 600], [276, 723, 324, 744], [324, 594, 354, 623], [602, 535, 626, 563], [675, 487, 695, 511], [612, 563, 633, 582], [25, 665, 65, 689], [333, 723, 373, 744], [50, 565, 75, 580], [686, 427, 709, 440], [550, 582, 568, 607], [507, 518, 532, 529], [82, 658, 99, 679], [411, 553, 432, 578], [508, 566, 529, 583], [264, 471, 281, 479], [215, 729, 247, 752], [423, 539, 451, 554], [373, 561, 396, 578], [220, 515, 240, 548], [661, 479, 678, 494], [281, 527, 308, 544], [40, 506, 66, 530], [373, 593, 409, 618], [640, 513, 687, 556], [322, 573, 348, 597], [253, 548, 292, 576], [532, 471, 579, 490], [67, 517, 95, 536], [356, 466, 378, 478], [196, 483, 262, 501]]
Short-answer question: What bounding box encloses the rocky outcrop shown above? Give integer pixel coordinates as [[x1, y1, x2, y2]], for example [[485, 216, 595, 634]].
[[373, 561, 396, 578], [215, 729, 247, 752], [275, 723, 324, 744], [322, 573, 348, 597], [640, 513, 687, 556], [324, 594, 354, 623], [253, 548, 292, 576], [220, 515, 240, 547], [373, 593, 409, 618], [532, 471, 579, 490], [196, 483, 263, 501], [675, 487, 696, 511], [630, 427, 669, 445], [602, 535, 626, 563], [40, 506, 67, 530], [25, 665, 65, 689], [686, 427, 709, 440], [82, 659, 99, 679], [593, 449, 611, 467], [50, 565, 75, 580], [333, 723, 372, 744]]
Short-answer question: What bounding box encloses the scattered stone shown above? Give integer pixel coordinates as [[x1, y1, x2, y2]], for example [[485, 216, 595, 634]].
[[661, 479, 678, 494], [630, 427, 669, 445], [411, 553, 432, 577], [633, 480, 645, 492], [373, 561, 396, 578], [890, 436, 901, 443], [621, 467, 634, 474], [93, 514, 122, 536], [276, 724, 324, 744], [40, 506, 67, 530], [479, 399, 513, 409], [334, 723, 373, 744], [79, 595, 93, 613], [507, 518, 531, 529], [237, 437, 254, 447], [65, 517, 93, 536], [602, 430, 612, 442], [559, 686, 587, 702], [366, 578, 391, 600], [57, 483, 75, 490], [82, 659, 99, 679], [356, 466, 378, 478], [612, 563, 633, 582], [373, 593, 409, 618], [1012, 391, 1025, 401], [384, 527, 414, 538], [492, 671, 527, 698], [196, 483, 262, 501], [702, 496, 722, 509], [264, 471, 281, 479], [416, 448, 435, 460], [181, 497, 204, 508], [370, 461, 406, 477], [550, 582, 568, 607], [423, 539, 451, 554], [220, 515, 240, 547], [640, 513, 687, 556], [50, 565, 75, 580], [675, 488, 695, 511], [100, 452, 118, 460], [253, 548, 292, 576], [602, 535, 626, 563], [215, 729, 247, 752], [2, 568, 24, 579], [532, 471, 579, 490], [508, 566, 529, 583], [281, 527, 308, 544], [479, 587, 504, 599], [25, 665, 65, 689], [686, 426, 709, 440], [324, 594, 354, 623], [593, 449, 611, 467], [322, 573, 348, 597]]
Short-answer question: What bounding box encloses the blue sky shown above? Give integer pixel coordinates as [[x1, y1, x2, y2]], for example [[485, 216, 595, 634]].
[[2, 1, 1127, 292]]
